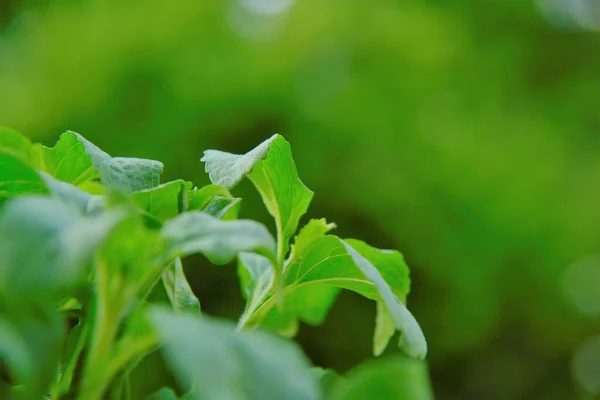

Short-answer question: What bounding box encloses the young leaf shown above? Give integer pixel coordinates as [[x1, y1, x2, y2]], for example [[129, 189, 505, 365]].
[[243, 235, 426, 359], [238, 219, 339, 334], [187, 184, 232, 211], [0, 150, 48, 200], [201, 134, 314, 261], [150, 309, 320, 400], [328, 355, 434, 400], [0, 127, 32, 161], [161, 211, 277, 265], [162, 258, 201, 313], [34, 131, 163, 192]]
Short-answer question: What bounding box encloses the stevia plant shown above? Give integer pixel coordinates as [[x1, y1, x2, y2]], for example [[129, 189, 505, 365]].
[[0, 126, 432, 400]]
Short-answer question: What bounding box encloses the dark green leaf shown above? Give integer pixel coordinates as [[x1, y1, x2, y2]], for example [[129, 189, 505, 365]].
[[151, 309, 319, 400]]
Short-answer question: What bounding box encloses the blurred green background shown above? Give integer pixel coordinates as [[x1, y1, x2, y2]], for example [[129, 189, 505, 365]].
[[2, 0, 600, 398]]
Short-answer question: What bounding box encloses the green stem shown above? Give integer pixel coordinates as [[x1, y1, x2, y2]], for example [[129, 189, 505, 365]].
[[80, 259, 124, 400]]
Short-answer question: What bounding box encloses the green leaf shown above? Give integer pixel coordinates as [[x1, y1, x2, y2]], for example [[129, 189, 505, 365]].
[[203, 196, 241, 220], [131, 180, 188, 222], [187, 184, 231, 211], [0, 127, 32, 161], [0, 150, 48, 200], [245, 235, 426, 359], [0, 196, 125, 299], [202, 134, 314, 260], [34, 131, 163, 192], [288, 218, 337, 263], [328, 356, 434, 400], [162, 258, 200, 312], [150, 309, 319, 400], [238, 219, 339, 335], [161, 211, 277, 265]]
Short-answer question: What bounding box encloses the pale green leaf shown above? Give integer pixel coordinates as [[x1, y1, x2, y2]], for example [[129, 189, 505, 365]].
[[161, 211, 277, 265], [151, 309, 319, 400], [373, 302, 395, 356], [202, 134, 314, 259], [328, 355, 434, 400], [34, 131, 163, 192]]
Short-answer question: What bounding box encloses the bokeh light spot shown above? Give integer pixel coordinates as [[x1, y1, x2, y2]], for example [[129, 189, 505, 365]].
[[562, 256, 600, 317]]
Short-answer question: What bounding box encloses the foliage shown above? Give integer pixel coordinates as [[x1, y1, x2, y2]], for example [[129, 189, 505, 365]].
[[0, 128, 431, 399]]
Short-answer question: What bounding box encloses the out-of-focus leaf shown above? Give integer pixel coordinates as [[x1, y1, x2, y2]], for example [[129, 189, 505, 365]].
[[202, 134, 313, 259], [162, 258, 200, 312], [0, 127, 32, 161], [0, 310, 65, 400], [311, 367, 344, 399], [0, 150, 48, 200], [34, 131, 163, 192], [151, 309, 319, 400], [149, 387, 180, 400], [328, 355, 434, 400], [0, 196, 124, 299], [41, 173, 104, 214], [161, 211, 276, 265]]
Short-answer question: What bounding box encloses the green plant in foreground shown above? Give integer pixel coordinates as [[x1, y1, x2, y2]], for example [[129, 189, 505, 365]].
[[0, 126, 431, 400]]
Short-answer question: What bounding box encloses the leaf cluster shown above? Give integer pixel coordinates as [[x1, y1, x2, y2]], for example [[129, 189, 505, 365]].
[[0, 127, 430, 400]]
